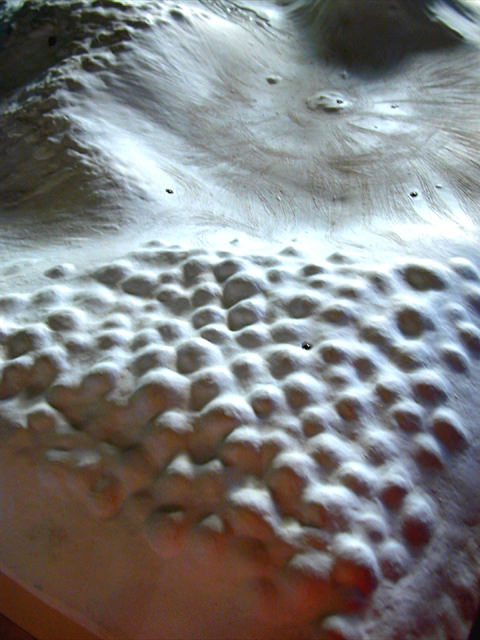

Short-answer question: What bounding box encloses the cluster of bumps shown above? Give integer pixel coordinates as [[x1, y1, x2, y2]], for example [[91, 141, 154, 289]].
[[0, 240, 478, 636]]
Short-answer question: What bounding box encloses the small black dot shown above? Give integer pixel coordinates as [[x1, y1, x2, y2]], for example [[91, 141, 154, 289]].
[[336, 99, 344, 104], [302, 342, 312, 350], [410, 191, 418, 198], [166, 188, 174, 194], [48, 35, 57, 47]]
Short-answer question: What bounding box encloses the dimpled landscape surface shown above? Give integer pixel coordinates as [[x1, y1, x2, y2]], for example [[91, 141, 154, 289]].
[[1, 1, 480, 640]]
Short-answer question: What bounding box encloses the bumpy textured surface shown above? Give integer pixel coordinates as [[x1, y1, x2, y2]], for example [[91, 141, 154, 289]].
[[1, 241, 480, 638]]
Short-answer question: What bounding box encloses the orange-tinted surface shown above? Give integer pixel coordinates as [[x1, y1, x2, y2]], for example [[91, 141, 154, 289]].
[[1, 609, 480, 640], [0, 613, 36, 640], [0, 570, 105, 640], [1, 581, 479, 640]]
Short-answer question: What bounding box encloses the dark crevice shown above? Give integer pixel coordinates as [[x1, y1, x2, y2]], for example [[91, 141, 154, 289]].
[[468, 608, 480, 640]]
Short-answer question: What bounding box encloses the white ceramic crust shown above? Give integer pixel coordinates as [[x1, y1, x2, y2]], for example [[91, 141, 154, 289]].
[[1, 2, 480, 639]]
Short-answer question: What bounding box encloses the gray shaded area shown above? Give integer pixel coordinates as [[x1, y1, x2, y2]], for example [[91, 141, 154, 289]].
[[284, 0, 476, 67]]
